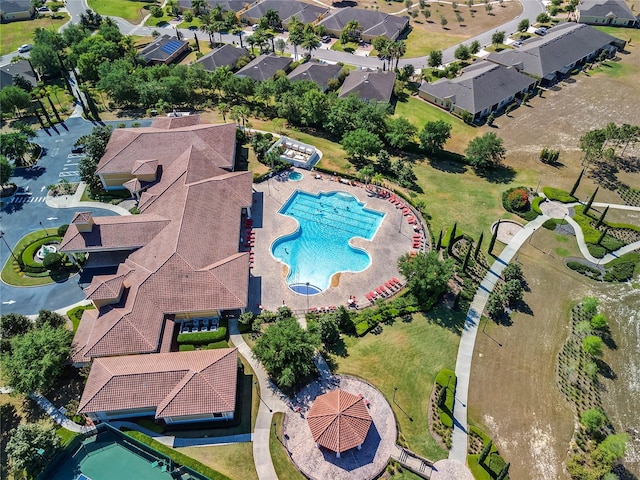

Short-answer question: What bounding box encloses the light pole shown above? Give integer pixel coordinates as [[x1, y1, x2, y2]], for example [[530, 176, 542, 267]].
[[306, 282, 310, 312], [0, 231, 19, 264], [254, 381, 272, 413], [39, 221, 47, 238], [393, 387, 413, 422]]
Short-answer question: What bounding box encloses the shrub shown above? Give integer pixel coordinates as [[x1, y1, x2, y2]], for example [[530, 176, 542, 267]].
[[542, 187, 576, 203], [506, 188, 529, 212], [177, 326, 228, 345], [179, 344, 195, 351], [531, 196, 545, 214], [57, 225, 69, 237], [603, 261, 636, 282], [67, 305, 95, 333], [355, 320, 371, 336], [566, 261, 601, 279], [20, 237, 63, 272], [43, 252, 64, 270], [184, 11, 193, 22], [587, 243, 606, 258], [205, 341, 229, 349], [542, 218, 558, 230]]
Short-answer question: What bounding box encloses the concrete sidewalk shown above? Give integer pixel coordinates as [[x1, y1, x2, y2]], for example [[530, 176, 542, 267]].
[[449, 214, 549, 463], [229, 319, 287, 480]]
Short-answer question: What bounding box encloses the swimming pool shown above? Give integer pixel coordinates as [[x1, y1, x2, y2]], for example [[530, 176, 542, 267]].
[[289, 171, 303, 181], [272, 190, 384, 293]]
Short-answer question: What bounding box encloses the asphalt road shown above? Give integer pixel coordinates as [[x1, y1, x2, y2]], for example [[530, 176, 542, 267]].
[[0, 116, 151, 316]]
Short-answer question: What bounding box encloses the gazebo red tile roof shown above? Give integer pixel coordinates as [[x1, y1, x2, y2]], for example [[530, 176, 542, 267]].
[[307, 389, 372, 454]]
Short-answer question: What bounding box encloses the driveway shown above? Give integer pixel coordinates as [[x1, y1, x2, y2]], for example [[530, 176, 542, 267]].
[[0, 117, 151, 316]]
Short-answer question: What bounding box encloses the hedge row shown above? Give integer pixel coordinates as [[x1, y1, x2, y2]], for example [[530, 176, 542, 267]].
[[177, 325, 228, 345], [567, 261, 601, 277], [20, 236, 62, 273], [543, 187, 576, 203], [124, 431, 232, 480], [532, 196, 545, 214]]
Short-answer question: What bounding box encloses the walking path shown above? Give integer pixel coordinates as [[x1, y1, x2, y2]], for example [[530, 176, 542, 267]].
[[229, 318, 287, 480], [45, 182, 132, 216], [29, 392, 96, 434], [449, 200, 640, 463], [449, 214, 549, 463]]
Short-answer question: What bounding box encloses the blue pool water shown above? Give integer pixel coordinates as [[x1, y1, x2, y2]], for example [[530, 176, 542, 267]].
[[289, 171, 303, 181], [272, 190, 384, 293]]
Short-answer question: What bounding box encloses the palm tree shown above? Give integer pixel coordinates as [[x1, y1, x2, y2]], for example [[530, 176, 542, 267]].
[[246, 34, 258, 56], [263, 28, 276, 53], [200, 12, 215, 45], [288, 16, 304, 61], [191, 0, 207, 16], [341, 20, 362, 44], [218, 102, 230, 122], [263, 8, 281, 30], [373, 36, 391, 70], [232, 25, 245, 48], [301, 25, 320, 58], [392, 40, 406, 70], [46, 84, 64, 109], [166, 0, 179, 16]]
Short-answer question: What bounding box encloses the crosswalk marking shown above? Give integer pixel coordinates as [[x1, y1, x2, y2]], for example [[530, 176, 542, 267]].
[[59, 171, 79, 177], [10, 196, 46, 204]]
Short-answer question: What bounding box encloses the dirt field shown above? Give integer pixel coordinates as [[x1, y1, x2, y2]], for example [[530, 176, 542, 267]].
[[489, 29, 640, 205]]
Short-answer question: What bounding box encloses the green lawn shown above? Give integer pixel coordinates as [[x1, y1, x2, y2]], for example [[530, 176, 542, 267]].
[[0, 14, 70, 55], [87, 0, 157, 24], [393, 96, 477, 153], [588, 58, 638, 79], [403, 28, 467, 58], [331, 40, 359, 53], [145, 11, 173, 28], [334, 309, 461, 460], [270, 412, 306, 480], [179, 443, 258, 480]]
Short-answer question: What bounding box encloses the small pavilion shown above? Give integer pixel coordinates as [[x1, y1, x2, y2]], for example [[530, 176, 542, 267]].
[[307, 389, 373, 458]]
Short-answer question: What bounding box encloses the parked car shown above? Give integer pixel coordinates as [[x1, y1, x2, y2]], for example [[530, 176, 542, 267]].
[[322, 35, 331, 43], [513, 40, 523, 48], [71, 145, 86, 154], [17, 44, 32, 53], [534, 27, 547, 36], [38, 6, 49, 11]]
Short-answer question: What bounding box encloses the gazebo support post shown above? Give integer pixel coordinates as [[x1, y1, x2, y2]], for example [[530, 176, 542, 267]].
[[336, 452, 341, 459], [357, 445, 362, 450]]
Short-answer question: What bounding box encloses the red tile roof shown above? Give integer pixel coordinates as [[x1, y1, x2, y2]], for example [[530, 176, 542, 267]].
[[78, 349, 238, 419], [307, 389, 372, 453], [62, 117, 252, 362]]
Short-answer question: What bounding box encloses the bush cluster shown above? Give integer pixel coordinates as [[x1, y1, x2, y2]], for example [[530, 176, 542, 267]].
[[542, 187, 576, 203], [567, 261, 601, 278], [20, 237, 62, 273], [177, 321, 228, 345], [506, 188, 529, 212]]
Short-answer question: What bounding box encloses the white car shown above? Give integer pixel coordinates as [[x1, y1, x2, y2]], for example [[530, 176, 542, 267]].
[[18, 44, 32, 53]]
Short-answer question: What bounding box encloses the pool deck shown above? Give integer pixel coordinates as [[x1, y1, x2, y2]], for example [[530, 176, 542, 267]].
[[249, 170, 426, 313]]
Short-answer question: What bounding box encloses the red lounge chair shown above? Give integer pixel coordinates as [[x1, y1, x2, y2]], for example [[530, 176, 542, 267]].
[[392, 277, 400, 284], [385, 281, 394, 290], [403, 208, 411, 216]]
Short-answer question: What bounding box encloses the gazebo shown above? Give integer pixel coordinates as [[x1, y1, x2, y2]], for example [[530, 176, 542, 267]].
[[307, 389, 373, 458]]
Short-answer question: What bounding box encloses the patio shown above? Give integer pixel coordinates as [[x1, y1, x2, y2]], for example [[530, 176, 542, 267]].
[[248, 168, 429, 313]]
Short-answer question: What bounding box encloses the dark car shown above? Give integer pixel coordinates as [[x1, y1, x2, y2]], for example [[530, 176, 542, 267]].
[[71, 145, 86, 154]]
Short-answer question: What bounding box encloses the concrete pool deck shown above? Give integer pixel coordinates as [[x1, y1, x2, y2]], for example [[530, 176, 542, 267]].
[[249, 170, 427, 313]]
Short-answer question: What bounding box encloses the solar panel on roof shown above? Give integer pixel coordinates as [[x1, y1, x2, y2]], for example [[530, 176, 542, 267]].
[[160, 40, 184, 55]]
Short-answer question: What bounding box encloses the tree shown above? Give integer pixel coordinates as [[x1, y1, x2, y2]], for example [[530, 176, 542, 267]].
[[0, 86, 31, 117], [502, 263, 523, 283], [397, 251, 454, 304], [478, 440, 492, 463], [341, 129, 383, 160], [582, 297, 599, 317], [35, 310, 67, 330], [536, 12, 550, 23], [440, 15, 448, 28], [385, 117, 417, 149], [1, 324, 73, 394], [569, 167, 584, 196], [591, 313, 608, 330], [341, 20, 362, 43], [491, 31, 505, 45], [77, 124, 113, 192], [465, 132, 506, 170], [469, 40, 481, 54], [6, 423, 60, 478], [592, 434, 629, 468], [428, 50, 443, 68], [595, 205, 609, 228], [419, 120, 452, 153], [192, 0, 207, 16], [422, 8, 431, 22], [496, 463, 510, 480], [275, 38, 287, 55], [583, 335, 603, 357], [288, 16, 304, 61], [485, 2, 493, 14], [0, 155, 14, 185], [0, 313, 32, 352], [583, 186, 599, 215], [517, 18, 530, 32], [318, 315, 340, 346], [580, 408, 606, 434], [486, 292, 505, 319], [301, 24, 321, 57], [454, 44, 470, 61], [502, 280, 523, 307], [0, 132, 32, 165], [252, 317, 319, 392]]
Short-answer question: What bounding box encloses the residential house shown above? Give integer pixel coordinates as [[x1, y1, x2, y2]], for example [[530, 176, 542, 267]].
[[485, 23, 625, 85], [196, 44, 250, 72], [418, 61, 538, 122], [318, 8, 409, 42], [139, 35, 189, 65], [339, 70, 396, 103], [241, 0, 328, 28], [78, 349, 239, 424], [0, 0, 34, 22], [287, 60, 342, 91], [0, 59, 38, 89], [577, 0, 637, 27], [235, 53, 292, 81]]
